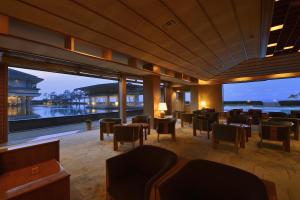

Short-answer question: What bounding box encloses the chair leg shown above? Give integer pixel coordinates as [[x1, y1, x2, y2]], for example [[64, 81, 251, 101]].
[[193, 128, 197, 136], [113, 138, 118, 151], [157, 133, 160, 142], [132, 141, 135, 148], [100, 130, 104, 141], [172, 133, 176, 141], [207, 130, 210, 139]]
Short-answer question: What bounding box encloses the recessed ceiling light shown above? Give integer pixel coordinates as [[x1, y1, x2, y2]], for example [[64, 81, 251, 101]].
[[298, 49, 300, 52], [267, 43, 277, 47], [275, 0, 280, 2], [283, 46, 294, 50], [270, 24, 284, 31], [266, 54, 273, 57]]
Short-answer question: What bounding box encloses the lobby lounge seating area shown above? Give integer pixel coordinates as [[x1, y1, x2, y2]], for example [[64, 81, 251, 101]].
[[1, 0, 300, 199]]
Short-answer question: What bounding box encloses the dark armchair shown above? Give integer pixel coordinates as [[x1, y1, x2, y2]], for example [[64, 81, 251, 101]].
[[193, 108, 215, 116], [154, 118, 177, 142], [228, 109, 243, 117], [106, 145, 177, 200], [248, 109, 262, 125], [260, 120, 292, 152], [113, 125, 141, 151], [268, 112, 288, 118], [212, 124, 241, 152], [132, 115, 151, 135], [269, 117, 299, 140], [132, 115, 150, 124], [99, 118, 121, 140], [227, 113, 251, 139], [290, 110, 300, 118], [192, 112, 219, 139], [181, 113, 193, 127], [158, 159, 270, 200]]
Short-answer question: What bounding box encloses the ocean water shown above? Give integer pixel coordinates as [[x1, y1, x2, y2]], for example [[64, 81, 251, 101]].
[[224, 105, 300, 113]]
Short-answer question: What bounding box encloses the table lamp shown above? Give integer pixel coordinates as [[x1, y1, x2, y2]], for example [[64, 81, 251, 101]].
[[200, 100, 206, 108], [158, 102, 168, 118]]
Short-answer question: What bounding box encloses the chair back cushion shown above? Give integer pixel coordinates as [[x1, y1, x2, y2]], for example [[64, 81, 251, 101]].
[[290, 110, 300, 118], [159, 159, 268, 200], [213, 124, 237, 142], [268, 112, 288, 118], [114, 125, 140, 141], [128, 145, 177, 199], [261, 121, 290, 141], [227, 113, 248, 124], [132, 115, 150, 123], [155, 118, 176, 134]]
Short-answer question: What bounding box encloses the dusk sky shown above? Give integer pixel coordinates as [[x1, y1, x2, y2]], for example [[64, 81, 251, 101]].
[[10, 67, 300, 102], [10, 67, 115, 99]]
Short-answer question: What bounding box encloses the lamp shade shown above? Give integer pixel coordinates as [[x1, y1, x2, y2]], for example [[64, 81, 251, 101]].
[[200, 101, 206, 107], [158, 102, 168, 111]]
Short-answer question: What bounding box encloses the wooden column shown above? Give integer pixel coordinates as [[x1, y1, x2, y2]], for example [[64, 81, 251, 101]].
[[119, 74, 127, 123], [143, 75, 160, 127], [0, 15, 9, 34], [165, 86, 173, 115], [0, 62, 8, 143], [102, 49, 112, 60], [64, 36, 74, 51], [190, 86, 199, 112], [199, 84, 223, 112]]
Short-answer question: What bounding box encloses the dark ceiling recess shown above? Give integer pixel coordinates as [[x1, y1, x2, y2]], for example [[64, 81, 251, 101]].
[[266, 0, 300, 57]]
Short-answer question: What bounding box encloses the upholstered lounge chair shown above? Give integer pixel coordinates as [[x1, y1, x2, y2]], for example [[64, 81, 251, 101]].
[[158, 159, 270, 200], [192, 112, 219, 139], [106, 145, 177, 200], [99, 118, 121, 140]]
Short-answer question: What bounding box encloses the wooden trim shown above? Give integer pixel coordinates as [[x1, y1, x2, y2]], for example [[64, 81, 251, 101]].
[[64, 35, 74, 50], [0, 15, 9, 34], [102, 49, 112, 60], [119, 74, 127, 123], [0, 62, 8, 144]]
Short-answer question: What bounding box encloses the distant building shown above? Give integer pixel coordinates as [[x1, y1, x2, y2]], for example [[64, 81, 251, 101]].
[[8, 68, 43, 106], [76, 83, 143, 108]]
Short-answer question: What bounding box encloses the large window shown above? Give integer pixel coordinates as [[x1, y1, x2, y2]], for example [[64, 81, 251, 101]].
[[184, 91, 191, 104], [223, 77, 300, 113]]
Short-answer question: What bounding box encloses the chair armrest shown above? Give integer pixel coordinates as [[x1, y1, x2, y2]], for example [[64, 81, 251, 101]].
[[262, 179, 277, 200]]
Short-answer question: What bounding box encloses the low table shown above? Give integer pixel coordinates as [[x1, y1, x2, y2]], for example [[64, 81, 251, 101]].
[[131, 123, 150, 140]]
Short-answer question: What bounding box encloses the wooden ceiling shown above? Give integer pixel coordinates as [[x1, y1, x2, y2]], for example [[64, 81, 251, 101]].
[[266, 0, 300, 56], [0, 0, 272, 81]]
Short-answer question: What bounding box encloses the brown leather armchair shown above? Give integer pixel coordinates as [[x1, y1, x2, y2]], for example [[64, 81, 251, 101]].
[[99, 118, 121, 140], [248, 109, 262, 125], [193, 108, 215, 116], [180, 113, 193, 127], [290, 110, 300, 118], [227, 113, 251, 139], [192, 112, 219, 139], [212, 124, 241, 152], [106, 145, 177, 200], [228, 109, 243, 118], [158, 159, 270, 200], [154, 118, 177, 142], [113, 124, 141, 151], [260, 120, 292, 152], [132, 115, 150, 124], [268, 112, 288, 118], [269, 117, 299, 140]]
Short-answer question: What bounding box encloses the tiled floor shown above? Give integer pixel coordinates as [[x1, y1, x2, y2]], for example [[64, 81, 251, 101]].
[[55, 123, 300, 200]]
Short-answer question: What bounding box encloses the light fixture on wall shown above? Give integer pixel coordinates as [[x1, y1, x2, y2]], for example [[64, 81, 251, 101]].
[[200, 101, 207, 108], [158, 102, 168, 118]]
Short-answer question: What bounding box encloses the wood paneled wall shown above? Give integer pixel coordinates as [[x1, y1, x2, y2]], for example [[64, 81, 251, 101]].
[[0, 63, 8, 143], [119, 74, 127, 123], [199, 84, 223, 112], [143, 75, 160, 127]]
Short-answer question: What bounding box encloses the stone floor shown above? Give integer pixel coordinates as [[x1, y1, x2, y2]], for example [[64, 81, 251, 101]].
[[55, 122, 300, 200]]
